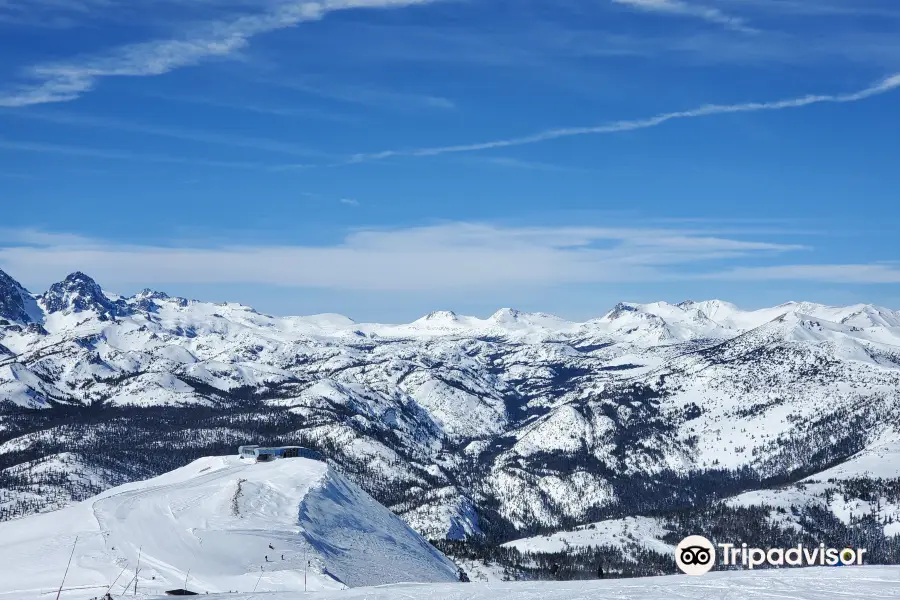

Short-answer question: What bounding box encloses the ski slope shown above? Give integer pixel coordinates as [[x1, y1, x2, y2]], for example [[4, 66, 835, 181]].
[[148, 566, 900, 599], [0, 455, 457, 599]]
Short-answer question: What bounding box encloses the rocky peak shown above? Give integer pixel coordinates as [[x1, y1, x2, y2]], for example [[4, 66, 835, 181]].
[[0, 268, 41, 324], [40, 272, 122, 317], [131, 288, 171, 313], [490, 308, 523, 322], [135, 288, 170, 300], [422, 310, 459, 321], [604, 302, 640, 321]]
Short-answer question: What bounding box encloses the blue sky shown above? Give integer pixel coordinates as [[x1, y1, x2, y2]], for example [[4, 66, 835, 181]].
[[2, 0, 900, 321]]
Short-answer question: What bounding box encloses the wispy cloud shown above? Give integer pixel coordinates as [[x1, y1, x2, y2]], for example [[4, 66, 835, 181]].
[[704, 264, 900, 284], [0, 138, 275, 169], [0, 228, 95, 247], [11, 74, 897, 171], [0, 0, 442, 107], [5, 110, 330, 157], [612, 0, 757, 33], [0, 223, 820, 292], [722, 0, 900, 19], [347, 74, 900, 162], [0, 0, 114, 27], [268, 78, 456, 113], [471, 156, 594, 173], [339, 198, 360, 206], [145, 92, 362, 123]]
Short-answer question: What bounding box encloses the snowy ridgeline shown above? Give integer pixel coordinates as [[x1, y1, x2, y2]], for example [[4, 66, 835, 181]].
[[0, 455, 457, 600], [141, 566, 900, 600], [3, 267, 900, 552]]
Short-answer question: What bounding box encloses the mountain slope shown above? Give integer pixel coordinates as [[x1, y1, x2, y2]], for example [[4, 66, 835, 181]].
[[1, 267, 899, 549], [0, 270, 41, 325], [0, 454, 457, 599]]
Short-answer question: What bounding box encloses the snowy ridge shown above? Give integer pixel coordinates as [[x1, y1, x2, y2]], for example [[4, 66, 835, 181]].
[[0, 270, 41, 325], [0, 454, 457, 599], [1, 267, 900, 544]]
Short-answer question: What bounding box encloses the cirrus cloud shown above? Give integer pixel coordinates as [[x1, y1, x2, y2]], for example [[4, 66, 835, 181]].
[[612, 0, 757, 33], [0, 221, 875, 294], [0, 0, 444, 107]]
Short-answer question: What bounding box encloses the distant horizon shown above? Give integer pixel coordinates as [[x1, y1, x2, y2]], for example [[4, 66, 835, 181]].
[[4, 265, 897, 324]]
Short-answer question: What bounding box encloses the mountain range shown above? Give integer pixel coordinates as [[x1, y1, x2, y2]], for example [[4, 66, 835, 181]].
[[1, 268, 899, 558]]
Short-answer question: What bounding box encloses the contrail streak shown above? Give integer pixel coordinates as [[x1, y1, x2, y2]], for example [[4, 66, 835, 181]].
[[349, 74, 900, 162]]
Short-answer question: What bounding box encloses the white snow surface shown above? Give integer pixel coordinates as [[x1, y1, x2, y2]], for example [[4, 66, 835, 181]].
[[0, 455, 457, 599], [135, 566, 900, 600], [504, 516, 675, 560]]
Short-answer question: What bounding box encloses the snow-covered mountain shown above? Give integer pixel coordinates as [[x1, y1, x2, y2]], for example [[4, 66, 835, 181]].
[[0, 454, 457, 598], [503, 433, 900, 569], [0, 270, 40, 325], [1, 267, 900, 549]]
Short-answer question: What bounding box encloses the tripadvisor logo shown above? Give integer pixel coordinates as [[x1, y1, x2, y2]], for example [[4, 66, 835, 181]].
[[676, 535, 867, 575], [676, 535, 716, 575]]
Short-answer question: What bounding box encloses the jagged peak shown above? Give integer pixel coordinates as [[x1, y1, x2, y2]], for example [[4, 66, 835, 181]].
[[490, 308, 522, 321], [419, 310, 459, 322], [602, 302, 641, 321], [135, 288, 170, 300], [41, 271, 123, 317], [677, 299, 737, 310], [64, 271, 98, 285], [130, 288, 171, 313], [0, 268, 41, 324], [0, 267, 22, 286]]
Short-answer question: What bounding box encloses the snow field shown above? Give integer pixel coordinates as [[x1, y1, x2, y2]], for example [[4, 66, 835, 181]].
[[0, 455, 457, 599], [145, 566, 900, 600]]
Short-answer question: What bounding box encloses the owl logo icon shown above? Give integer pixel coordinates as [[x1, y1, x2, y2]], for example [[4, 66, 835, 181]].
[[676, 535, 716, 575]]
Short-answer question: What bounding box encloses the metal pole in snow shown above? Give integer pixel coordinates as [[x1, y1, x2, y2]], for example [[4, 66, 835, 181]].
[[253, 566, 263, 593], [304, 549, 308, 592], [184, 568, 191, 591], [55, 536, 78, 600], [120, 572, 137, 593], [134, 546, 142, 596], [107, 564, 129, 596]]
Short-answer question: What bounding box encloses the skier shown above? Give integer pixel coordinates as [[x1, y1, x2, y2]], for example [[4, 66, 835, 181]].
[[598, 562, 605, 579], [265, 555, 269, 562], [269, 543, 274, 550], [281, 554, 284, 560]]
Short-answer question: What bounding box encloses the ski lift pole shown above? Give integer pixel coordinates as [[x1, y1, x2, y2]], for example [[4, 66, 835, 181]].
[[55, 536, 78, 600], [253, 566, 263, 593], [120, 572, 137, 593], [107, 564, 129, 596], [184, 568, 191, 591], [134, 546, 142, 596]]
